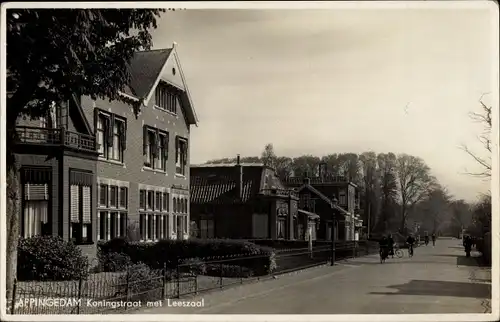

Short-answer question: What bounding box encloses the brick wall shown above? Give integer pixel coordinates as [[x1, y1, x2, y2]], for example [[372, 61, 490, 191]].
[[80, 91, 192, 239]]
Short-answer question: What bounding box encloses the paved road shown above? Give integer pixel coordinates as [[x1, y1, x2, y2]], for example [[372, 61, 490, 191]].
[[138, 239, 492, 314]]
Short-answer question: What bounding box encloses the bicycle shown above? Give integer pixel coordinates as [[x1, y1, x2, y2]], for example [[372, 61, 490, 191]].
[[393, 245, 404, 258], [407, 243, 414, 257]]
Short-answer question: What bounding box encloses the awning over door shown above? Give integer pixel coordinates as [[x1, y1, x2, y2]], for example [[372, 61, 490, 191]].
[[298, 209, 320, 220]]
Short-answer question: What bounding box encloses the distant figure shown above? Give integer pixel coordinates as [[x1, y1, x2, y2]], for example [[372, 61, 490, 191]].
[[387, 234, 395, 258], [379, 235, 389, 263], [406, 234, 416, 257], [464, 235, 473, 257], [424, 234, 429, 246], [431, 233, 436, 247]]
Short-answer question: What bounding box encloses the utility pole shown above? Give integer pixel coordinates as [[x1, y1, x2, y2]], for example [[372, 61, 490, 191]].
[[331, 198, 338, 266]]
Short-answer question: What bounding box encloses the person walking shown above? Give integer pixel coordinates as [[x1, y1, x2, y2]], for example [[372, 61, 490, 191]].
[[431, 233, 436, 247]]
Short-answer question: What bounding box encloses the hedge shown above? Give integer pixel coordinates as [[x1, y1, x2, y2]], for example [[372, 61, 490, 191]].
[[98, 238, 276, 275], [17, 235, 89, 281]]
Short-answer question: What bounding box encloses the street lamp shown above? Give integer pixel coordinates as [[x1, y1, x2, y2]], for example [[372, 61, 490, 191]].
[[331, 197, 338, 266]]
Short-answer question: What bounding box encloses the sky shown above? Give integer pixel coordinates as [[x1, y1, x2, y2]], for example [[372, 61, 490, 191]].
[[149, 5, 496, 202]]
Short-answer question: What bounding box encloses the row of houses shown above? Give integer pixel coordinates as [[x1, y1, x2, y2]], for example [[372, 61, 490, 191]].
[[189, 159, 364, 242], [13, 44, 364, 261]]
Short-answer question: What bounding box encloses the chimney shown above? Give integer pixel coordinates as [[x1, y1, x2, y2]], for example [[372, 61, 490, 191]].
[[319, 162, 327, 181], [235, 154, 243, 200]]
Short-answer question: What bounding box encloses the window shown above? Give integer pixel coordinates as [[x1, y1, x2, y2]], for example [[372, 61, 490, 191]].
[[99, 184, 108, 206], [140, 188, 169, 241], [155, 82, 178, 114], [155, 192, 162, 211], [95, 110, 126, 162], [183, 216, 188, 233], [70, 184, 93, 244], [177, 216, 183, 235], [173, 197, 178, 213], [22, 183, 50, 238], [339, 188, 347, 206], [139, 190, 146, 209], [97, 182, 128, 241], [119, 187, 128, 208], [110, 186, 117, 208], [277, 218, 286, 239], [172, 215, 177, 234], [175, 137, 188, 175], [199, 219, 214, 239], [143, 126, 169, 170], [147, 191, 154, 210], [162, 192, 169, 212]]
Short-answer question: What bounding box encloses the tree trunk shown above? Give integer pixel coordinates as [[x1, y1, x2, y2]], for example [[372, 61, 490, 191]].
[[6, 162, 20, 302]]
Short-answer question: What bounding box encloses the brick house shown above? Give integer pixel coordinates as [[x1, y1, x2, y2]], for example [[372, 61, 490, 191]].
[[284, 163, 363, 241], [13, 44, 198, 259], [190, 156, 319, 240]]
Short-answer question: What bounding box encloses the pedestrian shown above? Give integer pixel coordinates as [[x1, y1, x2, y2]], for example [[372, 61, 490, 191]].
[[387, 233, 395, 258], [431, 233, 436, 247]]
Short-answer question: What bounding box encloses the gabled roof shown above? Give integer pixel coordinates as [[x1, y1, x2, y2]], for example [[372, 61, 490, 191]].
[[126, 48, 173, 99], [190, 165, 266, 205], [121, 44, 198, 126], [297, 184, 349, 216]]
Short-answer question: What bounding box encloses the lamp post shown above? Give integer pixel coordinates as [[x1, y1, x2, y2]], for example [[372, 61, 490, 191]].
[[331, 197, 338, 266]]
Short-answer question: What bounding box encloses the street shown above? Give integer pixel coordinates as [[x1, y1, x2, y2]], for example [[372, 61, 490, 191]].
[[138, 239, 491, 314]]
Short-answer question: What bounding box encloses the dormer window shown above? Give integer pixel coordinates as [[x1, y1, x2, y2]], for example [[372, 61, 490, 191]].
[[155, 82, 178, 114]]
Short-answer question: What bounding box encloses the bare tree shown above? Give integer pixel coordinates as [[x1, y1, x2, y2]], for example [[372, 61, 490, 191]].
[[261, 143, 277, 168], [461, 93, 492, 177], [396, 154, 435, 231], [377, 153, 399, 232]]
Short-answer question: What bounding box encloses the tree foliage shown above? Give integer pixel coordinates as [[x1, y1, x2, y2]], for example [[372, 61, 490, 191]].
[[6, 8, 164, 297], [7, 9, 165, 162]]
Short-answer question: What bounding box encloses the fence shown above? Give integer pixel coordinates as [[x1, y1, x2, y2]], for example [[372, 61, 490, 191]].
[[9, 240, 379, 315]]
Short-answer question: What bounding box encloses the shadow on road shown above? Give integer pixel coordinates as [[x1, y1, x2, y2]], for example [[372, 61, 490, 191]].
[[456, 256, 488, 267], [370, 280, 491, 299]]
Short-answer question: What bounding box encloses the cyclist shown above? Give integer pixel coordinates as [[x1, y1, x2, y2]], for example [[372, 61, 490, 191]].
[[387, 233, 395, 258], [406, 234, 416, 257], [379, 235, 389, 261], [431, 233, 436, 247]]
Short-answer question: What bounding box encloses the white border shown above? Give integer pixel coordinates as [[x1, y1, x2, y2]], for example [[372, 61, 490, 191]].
[[1, 1, 498, 322]]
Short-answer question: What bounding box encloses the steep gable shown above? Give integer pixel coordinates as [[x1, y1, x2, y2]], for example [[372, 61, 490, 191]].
[[297, 184, 350, 216], [121, 44, 198, 126]]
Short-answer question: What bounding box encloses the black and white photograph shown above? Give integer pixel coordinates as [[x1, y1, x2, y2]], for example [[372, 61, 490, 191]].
[[1, 1, 498, 320]]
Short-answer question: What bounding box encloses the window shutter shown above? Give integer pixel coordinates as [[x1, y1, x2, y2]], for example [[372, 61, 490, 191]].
[[175, 137, 179, 162], [107, 114, 115, 147], [82, 186, 91, 223], [70, 185, 80, 223], [24, 184, 48, 200], [182, 139, 188, 164], [152, 130, 159, 158], [164, 133, 169, 160], [143, 126, 148, 155], [120, 121, 127, 150]]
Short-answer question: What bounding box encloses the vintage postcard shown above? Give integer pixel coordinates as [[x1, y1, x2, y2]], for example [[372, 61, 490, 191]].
[[0, 1, 498, 322]]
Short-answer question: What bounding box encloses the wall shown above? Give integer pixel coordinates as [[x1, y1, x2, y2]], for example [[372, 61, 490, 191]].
[[80, 85, 191, 239]]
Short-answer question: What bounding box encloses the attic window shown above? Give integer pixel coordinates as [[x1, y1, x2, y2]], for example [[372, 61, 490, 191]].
[[155, 82, 177, 114], [172, 67, 176, 75]]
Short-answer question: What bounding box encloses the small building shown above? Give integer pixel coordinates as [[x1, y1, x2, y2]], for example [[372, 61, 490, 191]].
[[284, 163, 363, 241], [190, 156, 318, 240]]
